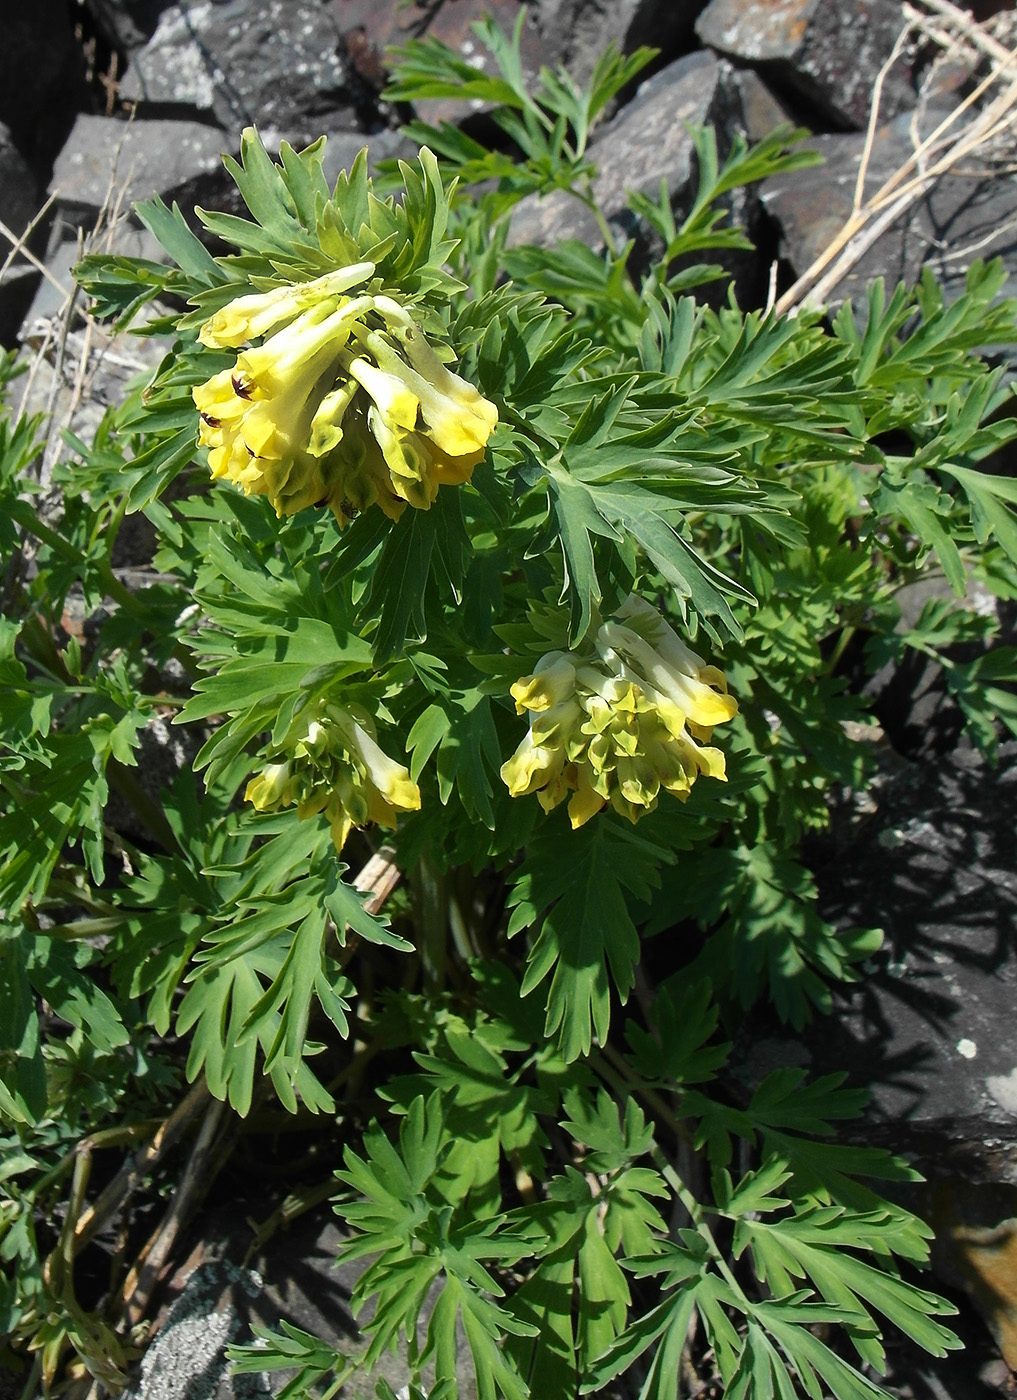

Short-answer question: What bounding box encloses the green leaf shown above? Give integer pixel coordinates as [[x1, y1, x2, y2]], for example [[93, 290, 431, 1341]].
[[940, 460, 1017, 564], [507, 815, 665, 1060]]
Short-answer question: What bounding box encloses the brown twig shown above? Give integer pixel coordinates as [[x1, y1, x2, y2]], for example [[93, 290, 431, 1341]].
[[74, 1077, 212, 1249], [351, 841, 402, 914], [118, 1092, 229, 1330]]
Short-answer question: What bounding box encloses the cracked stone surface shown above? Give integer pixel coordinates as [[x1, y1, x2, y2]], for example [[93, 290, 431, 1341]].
[[119, 0, 359, 141], [696, 0, 916, 128]]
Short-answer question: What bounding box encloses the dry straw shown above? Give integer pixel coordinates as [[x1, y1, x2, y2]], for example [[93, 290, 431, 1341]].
[[775, 0, 1017, 315]]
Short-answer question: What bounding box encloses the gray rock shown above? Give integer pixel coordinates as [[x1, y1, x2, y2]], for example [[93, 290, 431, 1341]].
[[305, 128, 419, 190], [16, 225, 170, 486], [119, 0, 359, 142], [761, 110, 1017, 312], [22, 220, 165, 331], [508, 49, 728, 252], [48, 115, 230, 227], [333, 0, 544, 129], [696, 0, 915, 129], [725, 65, 793, 143], [81, 0, 172, 56], [133, 1208, 481, 1399], [122, 1257, 271, 1400]]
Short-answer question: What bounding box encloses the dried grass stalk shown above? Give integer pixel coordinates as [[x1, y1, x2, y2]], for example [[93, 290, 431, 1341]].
[[776, 0, 1017, 316]]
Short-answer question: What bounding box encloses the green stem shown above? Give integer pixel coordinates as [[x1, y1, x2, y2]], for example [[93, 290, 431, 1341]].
[[573, 183, 619, 258], [56, 1150, 92, 1297], [415, 852, 448, 994], [595, 1040, 692, 1146], [16, 510, 81, 562], [652, 1147, 751, 1306], [37, 916, 126, 940], [596, 1045, 754, 1307]]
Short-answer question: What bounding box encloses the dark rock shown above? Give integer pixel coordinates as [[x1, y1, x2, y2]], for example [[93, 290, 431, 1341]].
[[80, 0, 171, 57], [0, 123, 46, 348], [332, 0, 542, 128], [861, 575, 1004, 763], [0, 123, 42, 246], [508, 49, 729, 252], [761, 109, 1017, 313], [533, 0, 706, 90], [726, 65, 793, 142], [0, 266, 41, 352], [696, 0, 916, 129], [48, 115, 230, 228], [119, 0, 360, 142], [808, 741, 1017, 1184], [0, 0, 85, 167]]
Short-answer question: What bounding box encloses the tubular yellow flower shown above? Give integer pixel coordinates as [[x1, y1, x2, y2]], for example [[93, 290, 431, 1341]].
[[198, 263, 376, 348], [356, 326, 498, 459], [365, 408, 437, 511], [308, 380, 358, 458], [500, 728, 568, 800], [346, 355, 420, 431], [510, 653, 576, 714], [500, 599, 737, 828], [244, 703, 420, 853], [245, 761, 297, 811], [321, 404, 406, 526]]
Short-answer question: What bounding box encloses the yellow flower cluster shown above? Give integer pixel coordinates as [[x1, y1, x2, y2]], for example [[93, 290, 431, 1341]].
[[192, 265, 498, 526], [500, 596, 738, 829], [245, 702, 420, 852]]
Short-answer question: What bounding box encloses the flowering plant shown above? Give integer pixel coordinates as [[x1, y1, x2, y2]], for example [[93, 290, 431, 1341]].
[[3, 16, 1017, 1400]]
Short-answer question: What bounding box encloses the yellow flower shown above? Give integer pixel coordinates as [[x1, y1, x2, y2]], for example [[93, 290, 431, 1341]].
[[244, 703, 420, 853], [308, 380, 358, 458], [607, 595, 738, 734], [501, 600, 737, 828], [346, 354, 420, 431], [245, 761, 297, 811], [198, 263, 376, 348], [509, 653, 576, 714], [320, 403, 406, 526], [193, 282, 497, 525], [355, 324, 498, 460]]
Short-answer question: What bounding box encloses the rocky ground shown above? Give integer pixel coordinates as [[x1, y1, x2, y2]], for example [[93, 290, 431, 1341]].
[[2, 0, 1017, 1396]]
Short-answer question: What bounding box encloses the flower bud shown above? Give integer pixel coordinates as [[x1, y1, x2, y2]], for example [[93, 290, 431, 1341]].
[[245, 703, 420, 852]]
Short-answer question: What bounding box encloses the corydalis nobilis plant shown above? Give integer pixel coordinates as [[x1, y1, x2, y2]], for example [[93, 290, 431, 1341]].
[[38, 38, 1017, 1388]]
